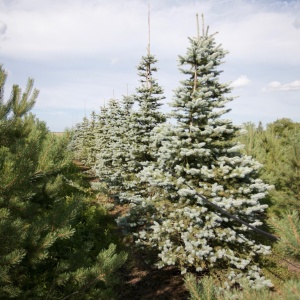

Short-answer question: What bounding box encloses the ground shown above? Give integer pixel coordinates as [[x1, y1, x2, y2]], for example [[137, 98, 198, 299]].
[[100, 195, 189, 300], [76, 160, 190, 299]]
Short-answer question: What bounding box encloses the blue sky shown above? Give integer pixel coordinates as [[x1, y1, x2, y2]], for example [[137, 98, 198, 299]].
[[0, 0, 299, 132]]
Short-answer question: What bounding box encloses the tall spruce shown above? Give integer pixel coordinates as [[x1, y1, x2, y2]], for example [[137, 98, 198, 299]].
[[107, 95, 136, 191], [93, 98, 127, 194], [121, 18, 273, 289], [93, 30, 166, 199], [118, 44, 166, 202]]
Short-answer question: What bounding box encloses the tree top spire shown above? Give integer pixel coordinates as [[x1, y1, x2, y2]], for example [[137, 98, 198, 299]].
[[147, 2, 151, 56], [196, 13, 200, 40], [196, 13, 209, 39]]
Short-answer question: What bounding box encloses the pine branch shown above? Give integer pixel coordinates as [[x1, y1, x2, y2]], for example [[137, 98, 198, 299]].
[[288, 213, 300, 248], [59, 273, 106, 300], [184, 274, 202, 300]]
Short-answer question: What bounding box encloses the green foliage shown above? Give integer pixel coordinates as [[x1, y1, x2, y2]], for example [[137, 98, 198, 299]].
[[269, 211, 300, 260], [238, 119, 300, 214], [280, 280, 300, 300], [0, 65, 127, 299], [185, 274, 218, 300], [185, 273, 300, 300], [238, 119, 300, 289], [185, 274, 264, 300]]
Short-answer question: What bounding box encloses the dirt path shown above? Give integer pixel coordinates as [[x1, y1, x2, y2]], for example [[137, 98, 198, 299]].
[[110, 201, 189, 300], [74, 160, 189, 299], [95, 194, 189, 300]]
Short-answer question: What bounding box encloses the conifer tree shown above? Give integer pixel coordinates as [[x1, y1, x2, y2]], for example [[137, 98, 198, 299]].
[[70, 110, 101, 166], [92, 45, 166, 200], [117, 48, 166, 203], [93, 104, 109, 161], [130, 53, 166, 163], [85, 110, 97, 166], [0, 65, 127, 299], [107, 95, 136, 190], [121, 19, 273, 289], [238, 119, 300, 214], [93, 98, 126, 193], [269, 210, 300, 260], [69, 116, 90, 163], [69, 122, 82, 158]]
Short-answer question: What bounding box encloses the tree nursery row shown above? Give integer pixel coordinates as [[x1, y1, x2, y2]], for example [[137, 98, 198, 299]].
[[1, 22, 300, 299]]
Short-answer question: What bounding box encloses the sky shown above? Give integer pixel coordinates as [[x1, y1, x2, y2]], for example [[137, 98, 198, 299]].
[[0, 0, 299, 132]]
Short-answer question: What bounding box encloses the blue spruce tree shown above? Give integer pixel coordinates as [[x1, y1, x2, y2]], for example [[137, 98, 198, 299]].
[[122, 19, 273, 290]]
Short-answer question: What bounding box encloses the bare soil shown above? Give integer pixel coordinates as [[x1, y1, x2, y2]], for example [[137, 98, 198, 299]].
[[100, 195, 189, 300], [117, 263, 188, 300]]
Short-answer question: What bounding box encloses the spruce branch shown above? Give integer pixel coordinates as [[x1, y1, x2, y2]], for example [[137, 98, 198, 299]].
[[163, 167, 278, 242]]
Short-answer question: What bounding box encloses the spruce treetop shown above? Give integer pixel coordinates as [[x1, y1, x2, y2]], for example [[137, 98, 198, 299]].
[[171, 25, 234, 134], [134, 54, 166, 122]]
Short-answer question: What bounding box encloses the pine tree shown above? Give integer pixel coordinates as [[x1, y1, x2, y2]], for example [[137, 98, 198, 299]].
[[269, 210, 300, 260], [238, 119, 300, 214], [261, 119, 300, 213], [121, 20, 273, 289], [0, 65, 127, 299]]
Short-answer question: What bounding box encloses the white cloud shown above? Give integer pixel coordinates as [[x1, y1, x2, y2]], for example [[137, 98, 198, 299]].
[[230, 75, 250, 88], [0, 20, 6, 36], [1, 0, 299, 65], [216, 11, 300, 65], [0, 0, 147, 61], [0, 0, 300, 131], [294, 17, 300, 29], [0, 20, 7, 42], [111, 58, 119, 65], [263, 80, 300, 92]]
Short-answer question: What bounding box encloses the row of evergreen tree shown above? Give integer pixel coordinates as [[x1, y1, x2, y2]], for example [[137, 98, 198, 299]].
[[70, 24, 281, 292], [1, 17, 299, 298]]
